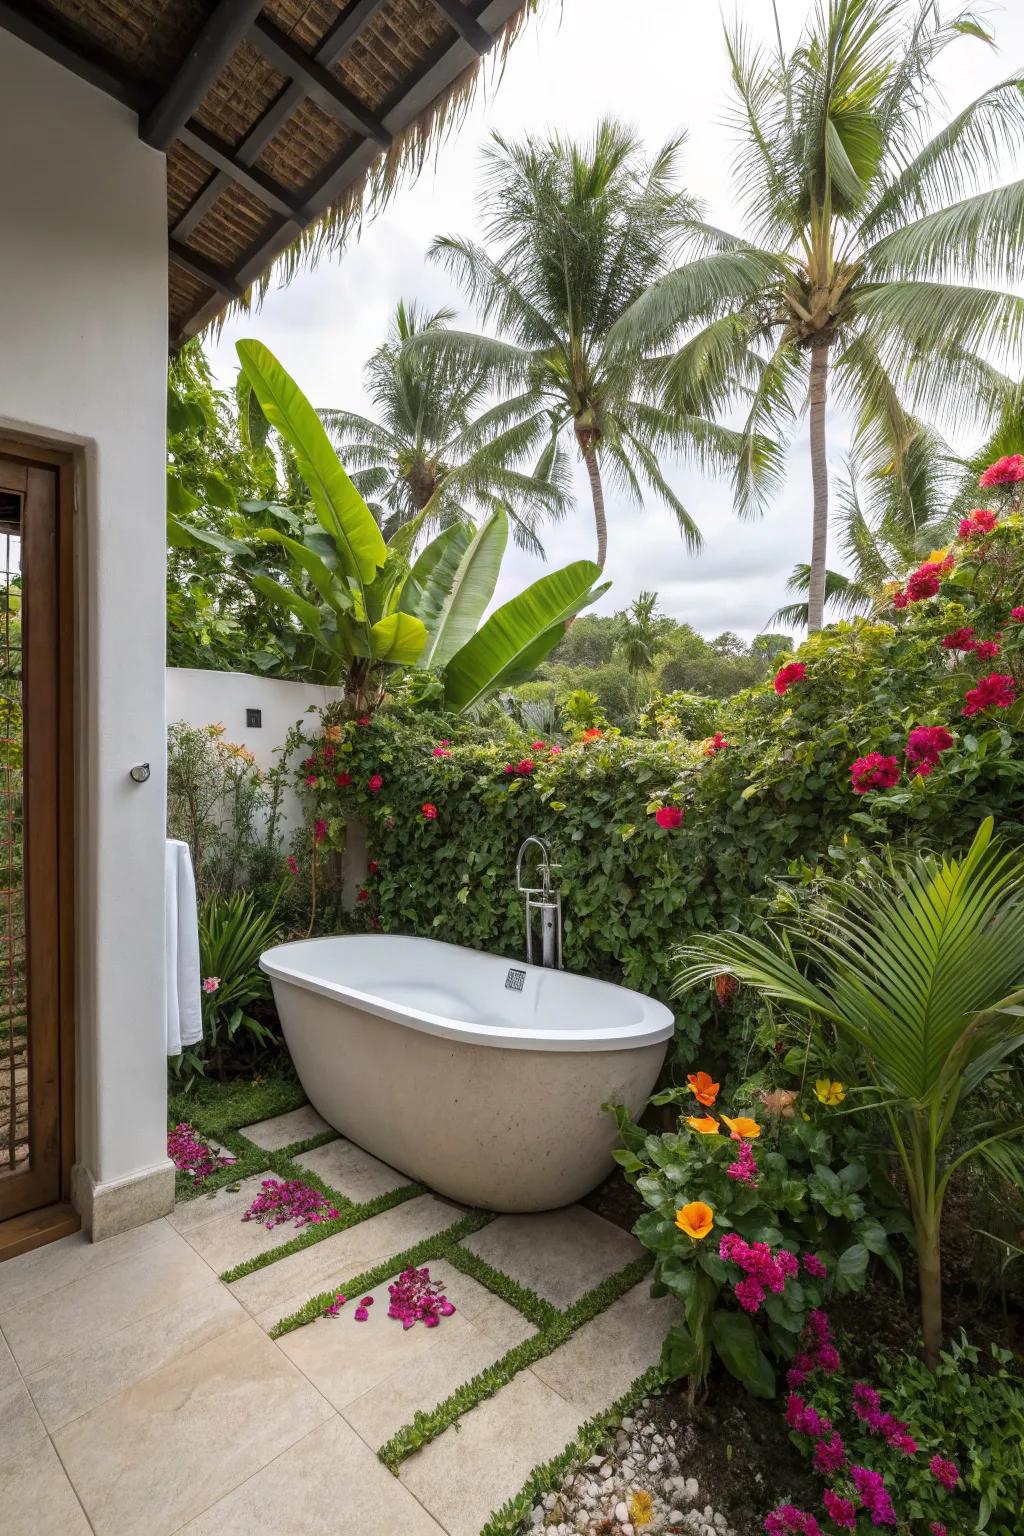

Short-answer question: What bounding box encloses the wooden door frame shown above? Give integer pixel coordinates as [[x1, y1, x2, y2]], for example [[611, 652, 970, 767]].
[[0, 436, 78, 1259]]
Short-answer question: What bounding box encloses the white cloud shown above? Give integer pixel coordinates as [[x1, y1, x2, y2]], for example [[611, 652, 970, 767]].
[[206, 0, 1024, 639]]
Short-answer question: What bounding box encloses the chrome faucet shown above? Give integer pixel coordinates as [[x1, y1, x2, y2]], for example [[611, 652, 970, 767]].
[[515, 836, 563, 969]]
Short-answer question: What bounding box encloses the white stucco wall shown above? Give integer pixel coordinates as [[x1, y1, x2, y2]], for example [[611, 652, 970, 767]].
[[0, 35, 169, 1194], [166, 668, 342, 836]]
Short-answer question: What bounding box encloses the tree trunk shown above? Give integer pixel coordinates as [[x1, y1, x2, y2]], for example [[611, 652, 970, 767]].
[[917, 1214, 943, 1368], [807, 341, 830, 633], [583, 445, 608, 568]]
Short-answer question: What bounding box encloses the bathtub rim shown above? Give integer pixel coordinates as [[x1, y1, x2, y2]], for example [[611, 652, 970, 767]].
[[261, 934, 675, 1053]]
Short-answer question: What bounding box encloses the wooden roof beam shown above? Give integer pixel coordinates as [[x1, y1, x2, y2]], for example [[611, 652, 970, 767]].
[[178, 123, 313, 223], [0, 0, 143, 110], [429, 0, 495, 54], [141, 0, 266, 150], [168, 241, 244, 302], [249, 17, 392, 147]]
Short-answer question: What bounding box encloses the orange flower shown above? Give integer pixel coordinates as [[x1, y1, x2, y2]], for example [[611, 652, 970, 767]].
[[721, 1114, 761, 1140], [686, 1115, 720, 1135], [582, 727, 603, 740], [687, 1071, 720, 1107], [675, 1201, 714, 1240]]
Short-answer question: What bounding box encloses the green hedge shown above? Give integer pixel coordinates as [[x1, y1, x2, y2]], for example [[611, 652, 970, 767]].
[[298, 518, 1024, 1075]]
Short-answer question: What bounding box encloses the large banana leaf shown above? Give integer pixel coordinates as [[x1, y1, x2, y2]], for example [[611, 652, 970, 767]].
[[168, 515, 249, 558], [443, 561, 607, 713], [257, 528, 353, 615], [369, 612, 428, 664], [248, 573, 327, 639], [411, 510, 508, 668], [235, 340, 386, 586]]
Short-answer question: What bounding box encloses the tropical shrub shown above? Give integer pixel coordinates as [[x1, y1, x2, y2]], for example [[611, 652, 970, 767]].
[[608, 1073, 905, 1399], [193, 891, 285, 1076], [675, 820, 1024, 1367], [167, 720, 280, 899], [637, 690, 718, 740]]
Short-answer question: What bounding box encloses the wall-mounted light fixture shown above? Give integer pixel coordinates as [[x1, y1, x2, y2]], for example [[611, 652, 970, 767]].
[[246, 708, 262, 728], [129, 762, 151, 784]]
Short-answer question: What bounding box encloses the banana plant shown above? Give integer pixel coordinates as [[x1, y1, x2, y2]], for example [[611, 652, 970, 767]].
[[169, 340, 609, 715], [674, 819, 1024, 1369]]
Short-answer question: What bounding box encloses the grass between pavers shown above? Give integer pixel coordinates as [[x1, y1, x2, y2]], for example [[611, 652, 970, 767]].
[[479, 1363, 669, 1536], [169, 1068, 307, 1137], [377, 1251, 654, 1471], [269, 1209, 498, 1337]]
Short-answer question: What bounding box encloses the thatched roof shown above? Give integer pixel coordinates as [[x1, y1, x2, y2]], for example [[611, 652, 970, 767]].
[[1, 0, 533, 344]]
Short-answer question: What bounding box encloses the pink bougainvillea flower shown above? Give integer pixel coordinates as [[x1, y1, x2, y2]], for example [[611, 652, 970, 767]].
[[314, 818, 327, 843], [324, 1292, 346, 1318], [929, 1455, 960, 1491], [704, 731, 730, 755], [334, 771, 352, 787], [905, 560, 943, 601], [353, 1306, 369, 1321], [813, 1431, 847, 1478], [822, 1491, 856, 1530], [979, 453, 1024, 487], [167, 1122, 234, 1184], [302, 755, 316, 770], [286, 855, 300, 876], [929, 1525, 948, 1536], [304, 774, 318, 788], [763, 1503, 821, 1536], [356, 888, 369, 903], [774, 661, 806, 695], [421, 802, 438, 820], [942, 626, 975, 650], [323, 744, 335, 761], [962, 672, 1016, 716], [356, 715, 372, 727], [850, 1466, 896, 1525], [515, 759, 535, 775], [727, 1140, 759, 1187], [242, 1178, 338, 1231], [655, 805, 684, 829], [530, 740, 546, 751], [974, 637, 1002, 659], [959, 507, 999, 538], [1011, 606, 1024, 621], [202, 976, 220, 993], [904, 725, 953, 778], [734, 1275, 766, 1313], [432, 746, 451, 757], [891, 589, 910, 609], [549, 744, 563, 754], [849, 752, 900, 794], [367, 773, 384, 793], [801, 1252, 826, 1279]]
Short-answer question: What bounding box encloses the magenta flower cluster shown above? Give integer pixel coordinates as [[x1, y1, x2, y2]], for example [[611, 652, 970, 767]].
[[764, 1504, 820, 1536], [850, 1465, 897, 1526], [167, 1122, 235, 1185], [852, 1382, 918, 1456], [787, 1308, 840, 1389], [929, 1455, 960, 1492], [726, 1140, 759, 1186], [387, 1266, 457, 1329], [241, 1177, 339, 1231], [719, 1233, 799, 1315]]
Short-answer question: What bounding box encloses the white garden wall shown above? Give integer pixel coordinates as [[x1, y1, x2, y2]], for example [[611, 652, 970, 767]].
[[166, 668, 343, 836], [0, 35, 169, 1217]]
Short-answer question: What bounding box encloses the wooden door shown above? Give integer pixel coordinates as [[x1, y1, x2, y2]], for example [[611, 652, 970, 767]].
[[0, 449, 73, 1238]]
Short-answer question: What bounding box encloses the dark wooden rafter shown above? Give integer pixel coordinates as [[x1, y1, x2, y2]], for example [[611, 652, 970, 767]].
[[429, 0, 494, 54], [142, 0, 267, 150], [248, 16, 392, 145]]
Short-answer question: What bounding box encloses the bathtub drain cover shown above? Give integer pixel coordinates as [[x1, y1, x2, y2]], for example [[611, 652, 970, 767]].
[[505, 967, 526, 992]]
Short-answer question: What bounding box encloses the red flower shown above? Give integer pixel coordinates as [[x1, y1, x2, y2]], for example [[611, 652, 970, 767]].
[[962, 672, 1016, 716], [368, 860, 379, 875], [305, 775, 318, 788], [503, 763, 515, 775], [516, 759, 535, 775], [287, 855, 300, 876], [432, 746, 451, 758], [905, 725, 953, 778], [905, 561, 943, 602], [421, 802, 438, 820], [891, 589, 909, 609], [773, 662, 806, 695], [1012, 606, 1024, 621], [367, 773, 383, 794], [979, 454, 1024, 487], [530, 740, 546, 751], [974, 638, 1001, 660], [314, 819, 327, 843], [715, 974, 738, 1005], [850, 753, 900, 795], [335, 771, 352, 787], [323, 745, 335, 761], [582, 727, 603, 740], [302, 756, 315, 770], [356, 715, 372, 726], [356, 888, 368, 903], [655, 805, 684, 829], [958, 507, 999, 538], [704, 731, 730, 756], [942, 627, 975, 651]]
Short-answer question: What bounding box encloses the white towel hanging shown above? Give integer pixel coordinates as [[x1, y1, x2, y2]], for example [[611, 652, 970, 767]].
[[165, 838, 203, 1056]]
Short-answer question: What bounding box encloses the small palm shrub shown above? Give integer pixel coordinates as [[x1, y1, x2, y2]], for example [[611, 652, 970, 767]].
[[195, 890, 285, 1076]]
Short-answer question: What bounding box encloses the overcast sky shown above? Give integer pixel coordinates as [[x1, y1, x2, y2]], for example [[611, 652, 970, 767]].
[[206, 0, 1024, 640]]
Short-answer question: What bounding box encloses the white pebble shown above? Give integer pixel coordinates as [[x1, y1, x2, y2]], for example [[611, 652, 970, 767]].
[[620, 1416, 634, 1431], [704, 1506, 715, 1521], [621, 1526, 634, 1536], [714, 1516, 727, 1530], [684, 1479, 699, 1501], [614, 1502, 628, 1524], [530, 1506, 544, 1526], [669, 1512, 684, 1524]]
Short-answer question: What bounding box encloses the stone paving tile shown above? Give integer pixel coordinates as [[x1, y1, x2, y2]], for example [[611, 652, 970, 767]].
[[171, 1173, 326, 1275], [399, 1369, 584, 1536], [295, 1136, 408, 1203], [228, 1194, 463, 1332], [0, 1435, 92, 1536], [238, 1104, 331, 1150], [460, 1205, 642, 1308], [0, 1324, 17, 1387], [1, 1226, 219, 1376], [176, 1416, 446, 1536], [0, 1216, 178, 1315], [53, 1318, 333, 1536], [26, 1277, 244, 1432], [279, 1267, 534, 1445], [530, 1278, 677, 1416], [0, 1375, 47, 1454]]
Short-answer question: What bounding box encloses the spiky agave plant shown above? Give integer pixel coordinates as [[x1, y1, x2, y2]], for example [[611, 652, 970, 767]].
[[674, 819, 1024, 1367]]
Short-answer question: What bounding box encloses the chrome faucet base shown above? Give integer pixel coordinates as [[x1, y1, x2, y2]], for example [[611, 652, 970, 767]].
[[515, 836, 563, 969]]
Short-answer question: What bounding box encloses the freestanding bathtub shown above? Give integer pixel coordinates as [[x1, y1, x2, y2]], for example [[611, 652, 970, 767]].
[[260, 935, 674, 1212]]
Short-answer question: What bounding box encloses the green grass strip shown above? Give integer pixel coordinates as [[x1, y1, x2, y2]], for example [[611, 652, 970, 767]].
[[168, 1069, 306, 1138], [377, 1252, 654, 1472], [440, 1238, 558, 1332], [479, 1363, 668, 1536], [269, 1210, 496, 1338]]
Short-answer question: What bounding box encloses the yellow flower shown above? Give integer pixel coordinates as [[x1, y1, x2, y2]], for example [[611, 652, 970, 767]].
[[686, 1115, 720, 1135], [928, 546, 951, 565], [675, 1201, 714, 1240], [720, 1115, 761, 1139], [629, 1491, 654, 1527], [814, 1079, 846, 1106]]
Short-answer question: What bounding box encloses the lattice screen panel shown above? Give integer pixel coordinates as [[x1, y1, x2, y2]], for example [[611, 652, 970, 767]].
[[0, 493, 26, 1179]]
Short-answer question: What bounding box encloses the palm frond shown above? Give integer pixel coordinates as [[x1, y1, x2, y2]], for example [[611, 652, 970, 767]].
[[864, 179, 1024, 289]]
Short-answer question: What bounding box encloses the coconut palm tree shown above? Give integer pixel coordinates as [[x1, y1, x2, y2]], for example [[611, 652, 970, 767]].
[[319, 299, 570, 553], [611, 0, 1024, 630], [418, 119, 774, 567], [617, 590, 665, 675]]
